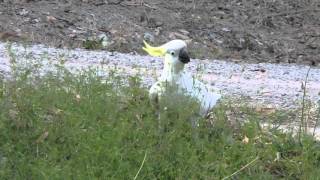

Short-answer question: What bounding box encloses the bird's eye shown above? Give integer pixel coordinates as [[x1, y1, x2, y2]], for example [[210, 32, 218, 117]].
[[170, 51, 175, 56]]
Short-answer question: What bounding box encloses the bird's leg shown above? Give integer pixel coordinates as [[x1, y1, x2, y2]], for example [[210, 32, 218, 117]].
[[156, 107, 162, 132], [190, 114, 199, 128], [153, 96, 163, 134], [189, 114, 200, 141]]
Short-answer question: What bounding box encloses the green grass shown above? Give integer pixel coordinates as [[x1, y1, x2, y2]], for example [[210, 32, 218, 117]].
[[0, 62, 320, 179]]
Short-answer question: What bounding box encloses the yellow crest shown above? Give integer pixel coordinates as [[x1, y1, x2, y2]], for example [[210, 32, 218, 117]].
[[142, 40, 166, 57]]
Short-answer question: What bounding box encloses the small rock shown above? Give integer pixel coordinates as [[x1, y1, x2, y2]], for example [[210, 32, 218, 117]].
[[109, 29, 118, 34], [215, 39, 223, 44], [98, 34, 109, 47], [46, 16, 57, 23], [169, 32, 190, 40], [143, 32, 154, 43], [23, 17, 31, 23], [56, 23, 64, 29], [283, 71, 289, 75], [307, 42, 318, 49], [206, 23, 214, 29], [168, 32, 175, 39], [155, 21, 163, 27], [32, 18, 40, 23], [69, 33, 77, 38], [147, 17, 163, 28], [154, 27, 161, 36], [18, 9, 29, 16], [178, 29, 190, 35], [107, 0, 122, 4], [185, 39, 192, 44], [64, 6, 71, 13], [222, 27, 231, 32]]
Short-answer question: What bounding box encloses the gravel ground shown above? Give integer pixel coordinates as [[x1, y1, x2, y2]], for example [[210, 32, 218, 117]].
[[1, 0, 319, 65], [1, 42, 319, 139], [1, 42, 319, 110]]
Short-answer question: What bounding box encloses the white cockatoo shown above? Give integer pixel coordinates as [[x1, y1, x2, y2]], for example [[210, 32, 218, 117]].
[[143, 39, 221, 118]]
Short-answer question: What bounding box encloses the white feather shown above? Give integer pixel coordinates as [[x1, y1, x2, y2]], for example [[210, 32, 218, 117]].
[[155, 70, 221, 117], [148, 40, 221, 117], [176, 72, 221, 116]]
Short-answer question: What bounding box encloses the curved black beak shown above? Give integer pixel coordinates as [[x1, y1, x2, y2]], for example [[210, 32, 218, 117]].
[[179, 48, 190, 64]]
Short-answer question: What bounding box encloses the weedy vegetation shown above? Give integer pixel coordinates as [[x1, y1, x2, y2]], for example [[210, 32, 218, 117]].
[[0, 47, 320, 179]]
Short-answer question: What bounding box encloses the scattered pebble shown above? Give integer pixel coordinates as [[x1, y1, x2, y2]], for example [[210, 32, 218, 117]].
[[143, 32, 154, 43], [18, 9, 29, 16], [0, 42, 319, 110]]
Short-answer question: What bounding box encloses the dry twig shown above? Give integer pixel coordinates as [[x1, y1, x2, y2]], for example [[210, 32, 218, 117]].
[[222, 156, 259, 180], [133, 151, 148, 180]]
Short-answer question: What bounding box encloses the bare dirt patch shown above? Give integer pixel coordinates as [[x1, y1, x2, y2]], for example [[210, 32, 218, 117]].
[[0, 0, 319, 65]]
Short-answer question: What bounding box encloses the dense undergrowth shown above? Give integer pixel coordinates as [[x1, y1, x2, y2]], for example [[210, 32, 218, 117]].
[[0, 61, 320, 179]]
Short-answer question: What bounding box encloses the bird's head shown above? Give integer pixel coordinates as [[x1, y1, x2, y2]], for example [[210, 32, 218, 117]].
[[143, 40, 190, 68]]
